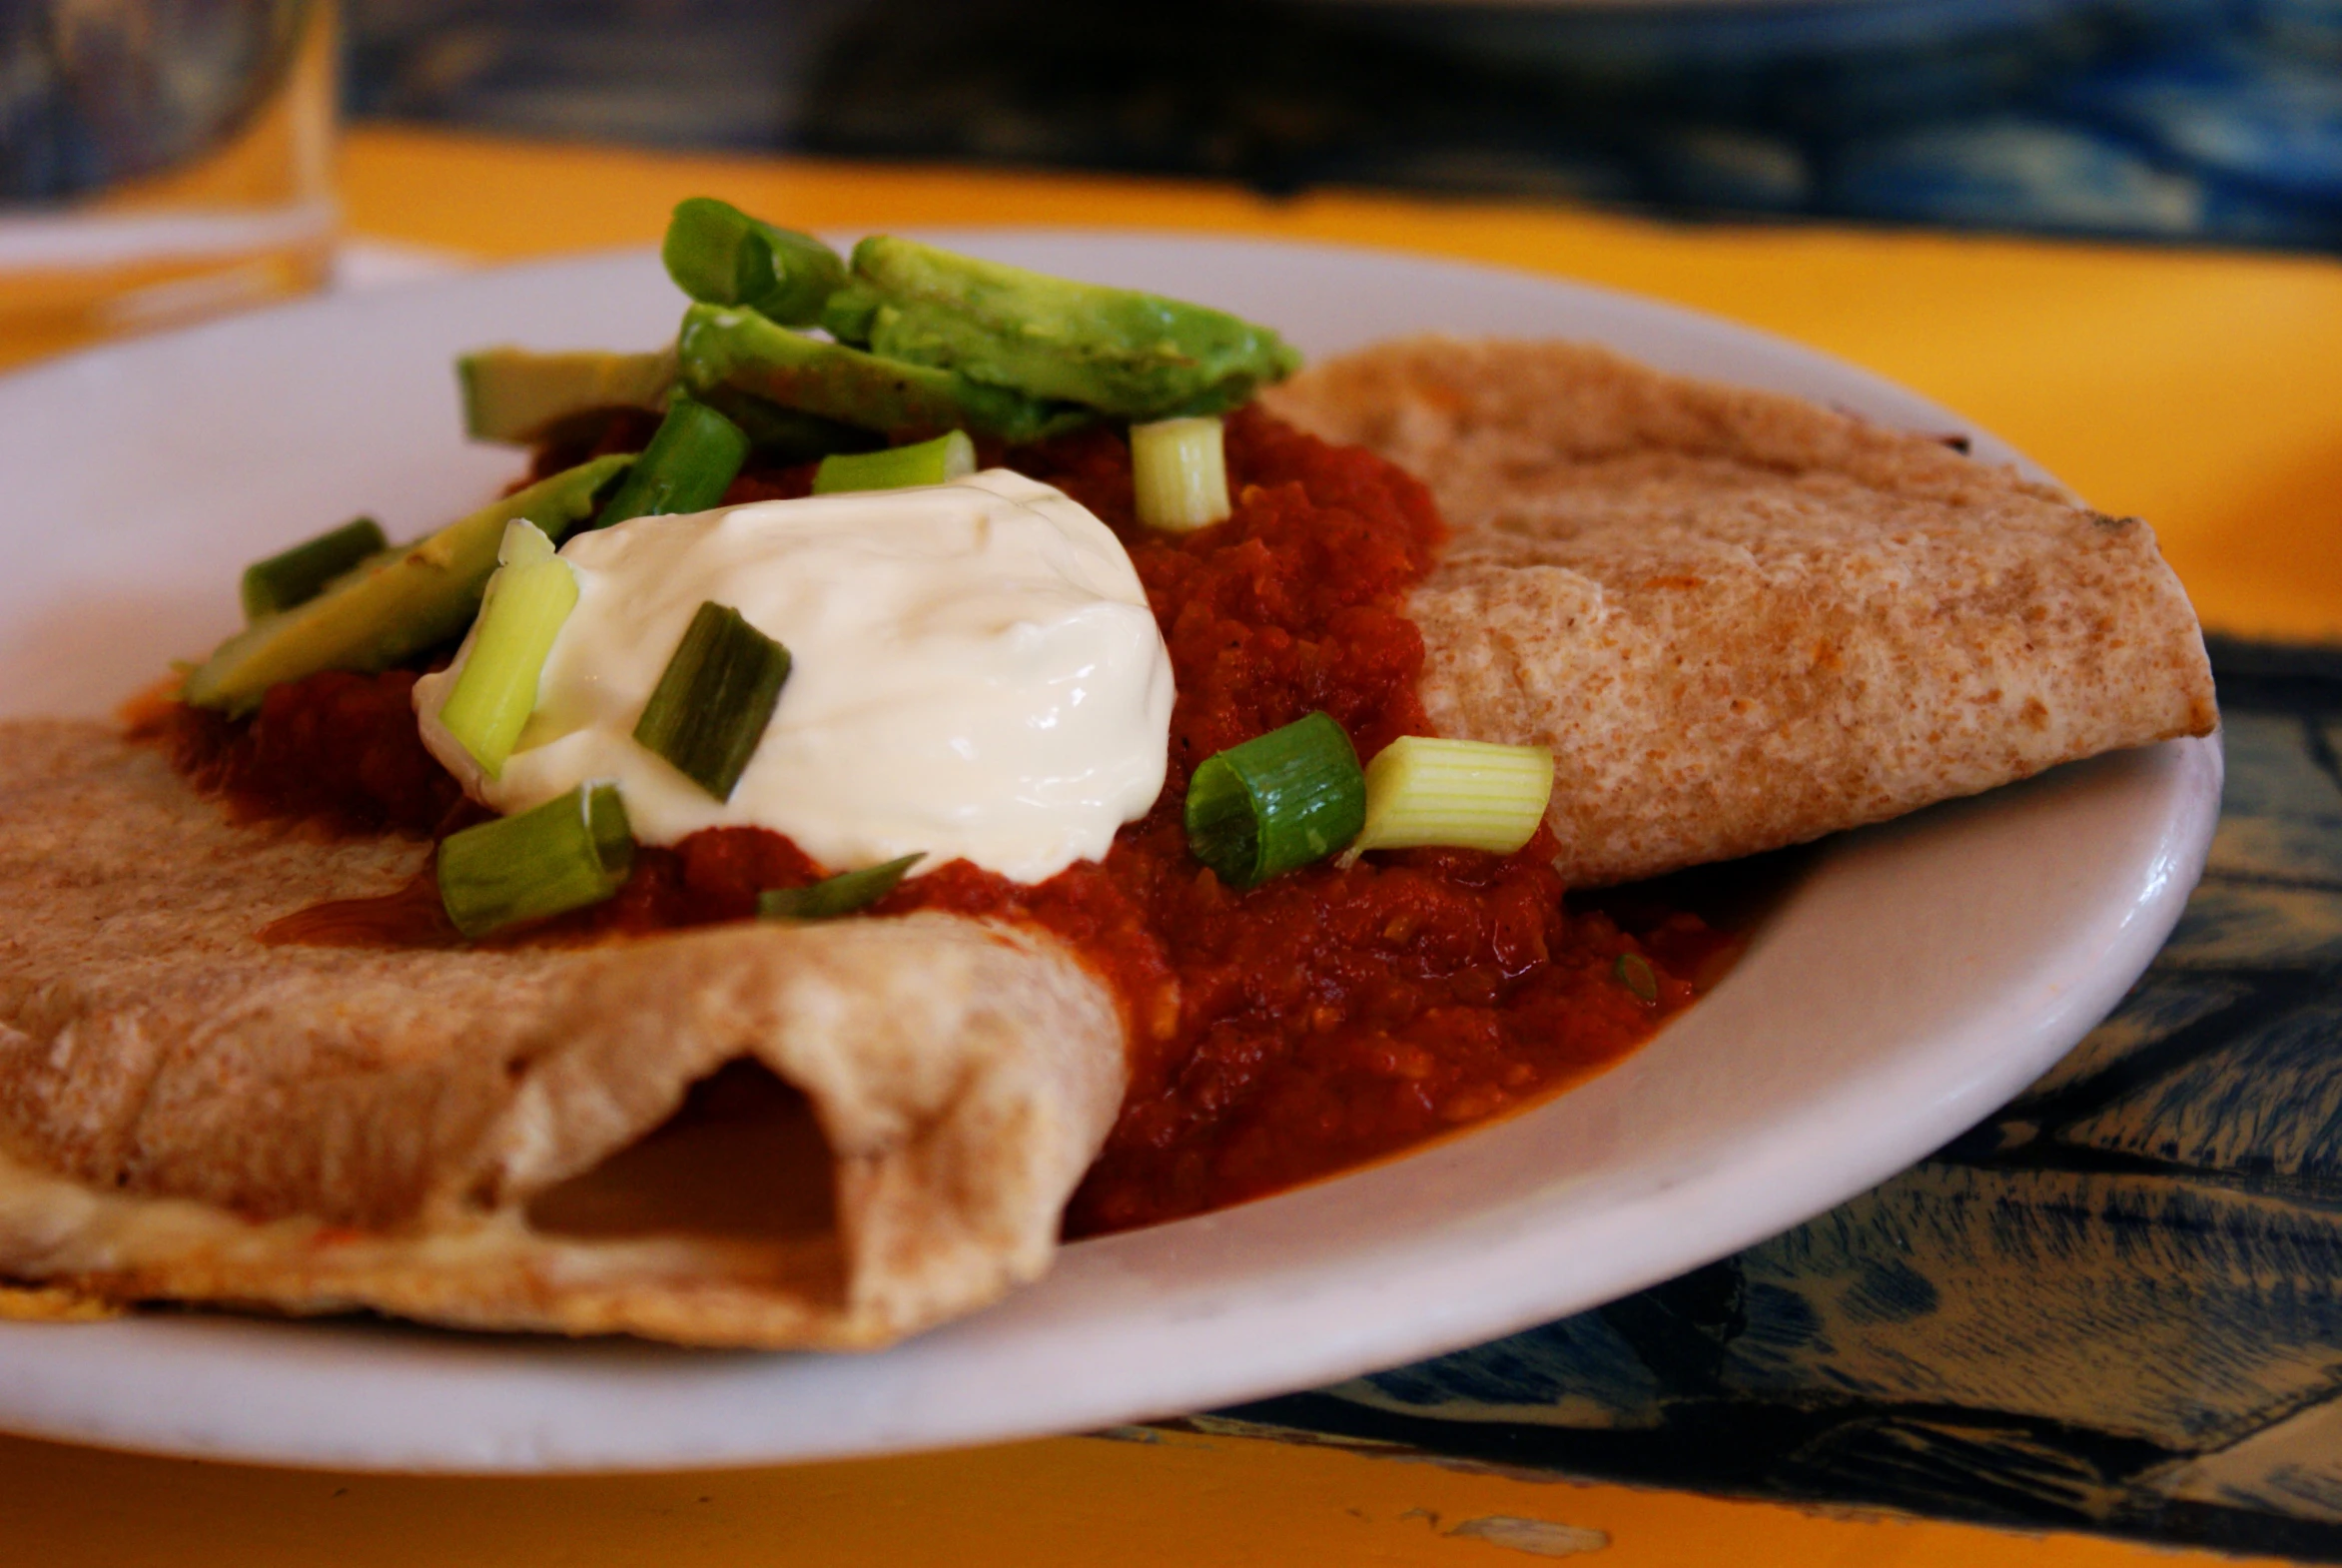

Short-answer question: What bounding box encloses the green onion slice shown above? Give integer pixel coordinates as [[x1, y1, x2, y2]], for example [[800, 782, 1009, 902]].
[[588, 391, 750, 531], [1615, 952, 1660, 1004], [434, 520, 577, 780], [632, 601, 793, 801], [1341, 736, 1556, 863], [239, 516, 388, 622], [697, 387, 883, 466], [1131, 414, 1231, 532], [811, 430, 977, 494], [759, 853, 925, 920], [1183, 711, 1365, 888], [660, 198, 847, 328], [437, 782, 634, 940]]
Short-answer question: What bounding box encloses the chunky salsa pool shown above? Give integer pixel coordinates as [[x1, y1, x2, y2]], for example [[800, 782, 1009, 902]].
[[164, 408, 1736, 1235]]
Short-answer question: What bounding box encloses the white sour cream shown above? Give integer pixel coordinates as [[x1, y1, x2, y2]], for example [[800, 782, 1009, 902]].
[[414, 469, 1174, 884]]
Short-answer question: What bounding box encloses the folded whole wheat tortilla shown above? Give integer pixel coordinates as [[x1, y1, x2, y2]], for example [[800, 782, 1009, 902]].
[[1263, 338, 2217, 885], [0, 338, 2215, 1344], [0, 724, 1124, 1347]]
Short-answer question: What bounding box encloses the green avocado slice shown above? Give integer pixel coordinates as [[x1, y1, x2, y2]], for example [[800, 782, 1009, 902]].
[[822, 236, 1303, 419], [457, 348, 675, 444], [675, 303, 1089, 444], [182, 454, 635, 714]]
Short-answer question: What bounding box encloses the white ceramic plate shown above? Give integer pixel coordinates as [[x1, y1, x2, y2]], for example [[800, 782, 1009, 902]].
[[0, 234, 2219, 1472]]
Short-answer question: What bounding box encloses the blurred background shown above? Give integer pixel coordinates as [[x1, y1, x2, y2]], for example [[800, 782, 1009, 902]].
[[324, 0, 2341, 251], [4, 0, 2335, 341]]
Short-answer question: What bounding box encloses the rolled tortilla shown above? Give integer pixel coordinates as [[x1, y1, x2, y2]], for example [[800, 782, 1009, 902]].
[[0, 722, 1125, 1348], [1262, 338, 2218, 886]]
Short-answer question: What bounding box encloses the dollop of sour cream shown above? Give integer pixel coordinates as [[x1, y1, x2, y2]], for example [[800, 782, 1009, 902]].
[[414, 469, 1173, 884]]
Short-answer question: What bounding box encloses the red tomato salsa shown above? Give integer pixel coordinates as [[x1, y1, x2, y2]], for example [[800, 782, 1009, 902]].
[[161, 407, 1735, 1234]]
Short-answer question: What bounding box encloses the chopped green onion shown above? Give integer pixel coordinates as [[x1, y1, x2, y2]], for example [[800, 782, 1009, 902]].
[[1615, 952, 1660, 1004], [239, 516, 388, 621], [437, 783, 634, 939], [759, 853, 925, 920], [434, 520, 577, 779], [1131, 415, 1231, 531], [1340, 736, 1556, 863], [811, 430, 978, 494], [1184, 711, 1365, 888], [660, 198, 847, 328], [588, 391, 750, 531], [697, 387, 883, 465], [632, 601, 793, 801]]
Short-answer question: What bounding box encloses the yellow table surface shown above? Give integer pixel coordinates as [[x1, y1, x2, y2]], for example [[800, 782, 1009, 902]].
[[8, 127, 2334, 1566]]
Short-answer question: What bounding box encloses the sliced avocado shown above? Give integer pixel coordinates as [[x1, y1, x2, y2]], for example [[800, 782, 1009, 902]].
[[183, 454, 635, 714], [822, 236, 1303, 420], [675, 303, 1088, 443], [458, 348, 675, 444]]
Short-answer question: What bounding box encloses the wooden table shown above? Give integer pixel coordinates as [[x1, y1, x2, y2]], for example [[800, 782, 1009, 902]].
[[7, 126, 2340, 1566]]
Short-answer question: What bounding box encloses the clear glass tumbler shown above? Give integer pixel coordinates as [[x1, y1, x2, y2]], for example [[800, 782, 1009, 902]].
[[0, 0, 337, 369]]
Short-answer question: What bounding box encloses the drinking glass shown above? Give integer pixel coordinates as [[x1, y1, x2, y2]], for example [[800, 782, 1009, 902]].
[[0, 0, 337, 368]]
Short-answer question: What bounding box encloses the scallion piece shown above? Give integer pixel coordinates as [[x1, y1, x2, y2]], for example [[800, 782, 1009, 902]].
[[1341, 736, 1556, 863], [660, 198, 847, 328], [437, 782, 634, 940], [811, 430, 977, 494], [434, 520, 577, 779], [588, 391, 750, 531], [1615, 952, 1660, 1004], [759, 853, 925, 920], [239, 516, 387, 621], [1131, 414, 1231, 532], [1183, 711, 1364, 888], [632, 601, 793, 801], [697, 387, 882, 466]]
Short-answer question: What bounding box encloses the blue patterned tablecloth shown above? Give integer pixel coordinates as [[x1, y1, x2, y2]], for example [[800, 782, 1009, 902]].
[[1220, 638, 2342, 1563]]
